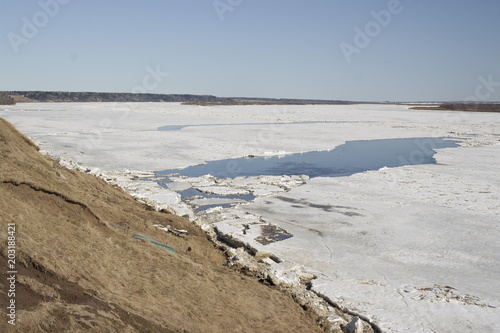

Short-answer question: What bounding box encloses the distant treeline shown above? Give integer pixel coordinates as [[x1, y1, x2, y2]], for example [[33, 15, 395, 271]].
[[2, 91, 234, 103], [183, 97, 357, 106], [1, 91, 357, 105], [411, 102, 500, 112], [439, 102, 500, 112], [0, 92, 15, 105]]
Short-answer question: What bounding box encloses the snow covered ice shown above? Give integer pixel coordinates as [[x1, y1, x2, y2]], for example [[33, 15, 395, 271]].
[[1, 102, 499, 332]]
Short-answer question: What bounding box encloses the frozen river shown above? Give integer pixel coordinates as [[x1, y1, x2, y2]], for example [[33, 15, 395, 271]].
[[1, 102, 499, 332]]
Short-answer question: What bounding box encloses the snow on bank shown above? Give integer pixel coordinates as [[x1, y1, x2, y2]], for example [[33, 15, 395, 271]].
[[1, 102, 499, 332], [36, 151, 194, 218]]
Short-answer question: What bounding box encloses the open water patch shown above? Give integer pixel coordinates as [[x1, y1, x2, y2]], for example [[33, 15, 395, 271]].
[[156, 178, 255, 212], [157, 137, 457, 179]]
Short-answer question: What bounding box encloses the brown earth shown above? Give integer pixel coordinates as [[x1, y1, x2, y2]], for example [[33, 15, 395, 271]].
[[0, 93, 16, 105], [0, 117, 324, 332], [8, 95, 36, 103]]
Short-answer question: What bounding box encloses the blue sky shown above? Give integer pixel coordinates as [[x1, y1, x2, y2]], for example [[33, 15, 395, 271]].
[[1, 0, 499, 101]]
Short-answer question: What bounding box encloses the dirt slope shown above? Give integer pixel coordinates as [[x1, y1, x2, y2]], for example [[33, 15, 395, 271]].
[[0, 118, 323, 333]]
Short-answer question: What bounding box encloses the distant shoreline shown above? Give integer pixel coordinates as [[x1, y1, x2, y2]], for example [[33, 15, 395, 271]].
[[0, 90, 401, 105], [2, 90, 361, 105], [409, 102, 500, 113], [1, 91, 500, 111]]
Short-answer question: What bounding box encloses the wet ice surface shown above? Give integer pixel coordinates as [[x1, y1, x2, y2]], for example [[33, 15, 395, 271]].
[[1, 103, 499, 333], [158, 120, 350, 131]]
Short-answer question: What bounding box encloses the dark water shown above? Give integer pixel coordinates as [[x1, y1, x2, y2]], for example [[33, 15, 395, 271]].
[[157, 137, 458, 179], [156, 181, 255, 212]]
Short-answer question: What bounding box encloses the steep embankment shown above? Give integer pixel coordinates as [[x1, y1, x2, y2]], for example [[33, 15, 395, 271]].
[[0, 93, 15, 105], [0, 118, 322, 333]]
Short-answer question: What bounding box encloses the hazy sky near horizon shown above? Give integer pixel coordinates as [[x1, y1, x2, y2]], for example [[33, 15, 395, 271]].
[[1, 0, 500, 101]]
